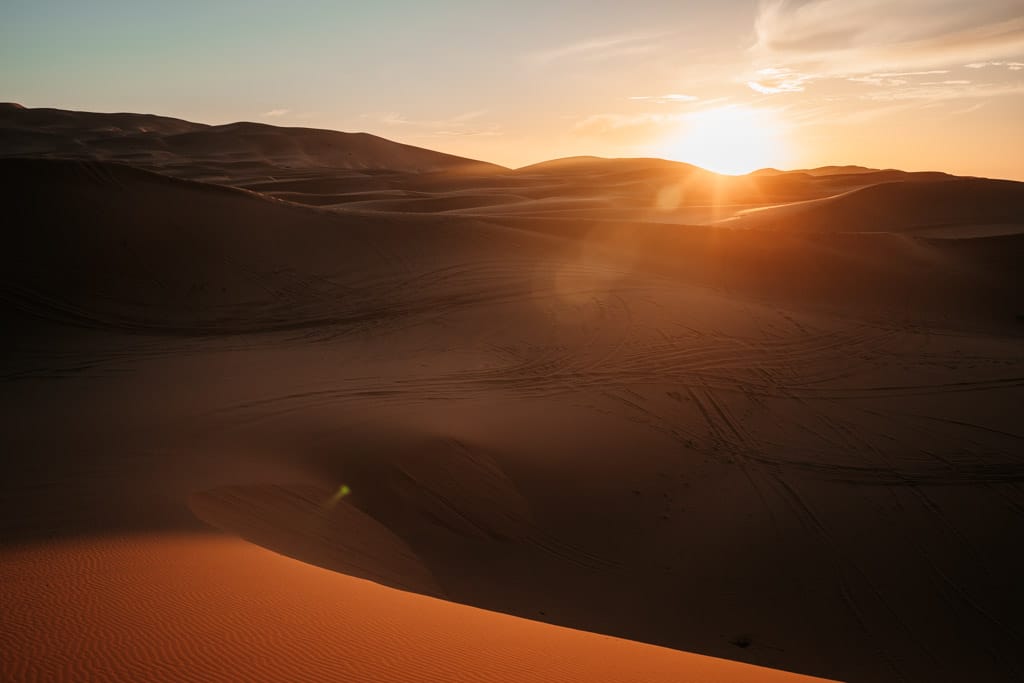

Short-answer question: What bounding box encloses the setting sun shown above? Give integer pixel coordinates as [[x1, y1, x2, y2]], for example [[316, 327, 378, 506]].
[[660, 106, 788, 175]]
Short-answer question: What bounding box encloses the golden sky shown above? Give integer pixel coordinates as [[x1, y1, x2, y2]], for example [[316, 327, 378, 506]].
[[3, 0, 1023, 178]]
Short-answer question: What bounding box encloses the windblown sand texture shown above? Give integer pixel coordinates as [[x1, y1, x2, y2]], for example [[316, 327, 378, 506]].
[[3, 104, 1024, 682]]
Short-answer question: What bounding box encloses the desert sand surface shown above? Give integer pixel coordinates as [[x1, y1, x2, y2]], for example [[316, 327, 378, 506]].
[[3, 106, 1024, 682], [1, 535, 828, 683]]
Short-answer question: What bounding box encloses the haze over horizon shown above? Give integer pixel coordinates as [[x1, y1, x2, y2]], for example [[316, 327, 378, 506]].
[[3, 0, 1023, 179]]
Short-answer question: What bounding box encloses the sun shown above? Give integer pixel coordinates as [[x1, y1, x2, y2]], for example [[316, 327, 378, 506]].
[[659, 105, 789, 175]]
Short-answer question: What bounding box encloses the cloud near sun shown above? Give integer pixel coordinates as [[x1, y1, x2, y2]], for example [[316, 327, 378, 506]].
[[549, 0, 1024, 177], [752, 0, 1024, 79]]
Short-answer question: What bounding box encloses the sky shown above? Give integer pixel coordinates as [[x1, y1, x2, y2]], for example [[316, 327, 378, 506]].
[[2, 0, 1023, 178]]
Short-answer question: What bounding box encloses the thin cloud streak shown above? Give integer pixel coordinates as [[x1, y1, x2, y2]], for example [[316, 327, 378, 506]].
[[526, 32, 665, 65], [628, 94, 699, 103], [378, 110, 501, 137], [966, 60, 1024, 69], [861, 80, 1024, 102], [848, 70, 950, 86], [753, 0, 1024, 76]]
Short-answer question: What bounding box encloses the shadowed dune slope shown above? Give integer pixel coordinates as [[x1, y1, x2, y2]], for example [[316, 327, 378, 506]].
[[6, 95, 1024, 683], [4, 158, 1021, 336], [0, 103, 502, 174], [0, 158, 560, 333], [3, 156, 1024, 683]]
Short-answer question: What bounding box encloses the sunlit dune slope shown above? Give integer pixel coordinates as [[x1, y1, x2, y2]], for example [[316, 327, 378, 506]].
[[0, 535, 832, 683], [724, 177, 1024, 235]]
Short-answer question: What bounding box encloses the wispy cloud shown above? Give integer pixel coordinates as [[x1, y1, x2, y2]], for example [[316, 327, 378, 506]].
[[628, 93, 699, 103], [861, 80, 1024, 102], [808, 100, 925, 126], [450, 110, 487, 123], [747, 67, 814, 93], [263, 108, 290, 117], [949, 101, 988, 115], [879, 70, 952, 77], [527, 32, 664, 65], [572, 111, 685, 138], [965, 60, 1024, 70], [378, 110, 500, 137], [753, 0, 1024, 76], [847, 70, 949, 86], [430, 130, 502, 137]]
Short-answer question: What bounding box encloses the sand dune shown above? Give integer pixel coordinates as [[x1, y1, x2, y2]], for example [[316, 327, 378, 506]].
[[3, 109, 1024, 682], [0, 103, 502, 175], [752, 164, 950, 179], [723, 177, 1024, 235], [6, 158, 1019, 334], [0, 106, 961, 223], [1, 158, 561, 334], [0, 535, 829, 683]]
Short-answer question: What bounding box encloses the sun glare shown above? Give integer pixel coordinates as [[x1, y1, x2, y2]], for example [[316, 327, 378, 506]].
[[660, 106, 788, 175]]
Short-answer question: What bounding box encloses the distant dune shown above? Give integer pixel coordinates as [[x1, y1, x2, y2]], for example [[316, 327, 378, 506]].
[[0, 102, 503, 175], [3, 107, 1024, 683], [5, 157, 1019, 334], [0, 105, 965, 222], [754, 165, 892, 177]]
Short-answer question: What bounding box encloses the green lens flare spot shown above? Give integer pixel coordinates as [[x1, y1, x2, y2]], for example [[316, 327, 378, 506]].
[[325, 484, 352, 508]]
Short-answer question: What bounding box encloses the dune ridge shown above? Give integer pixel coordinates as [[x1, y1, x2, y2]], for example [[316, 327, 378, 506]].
[[3, 104, 985, 227], [0, 535, 832, 683], [0, 103, 503, 175]]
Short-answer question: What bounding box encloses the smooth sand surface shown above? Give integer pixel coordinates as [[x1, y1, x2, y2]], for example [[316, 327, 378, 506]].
[[1, 535, 830, 683], [3, 108, 1024, 682]]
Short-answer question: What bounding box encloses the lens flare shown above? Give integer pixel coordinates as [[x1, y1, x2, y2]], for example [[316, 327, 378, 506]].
[[324, 484, 351, 509]]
